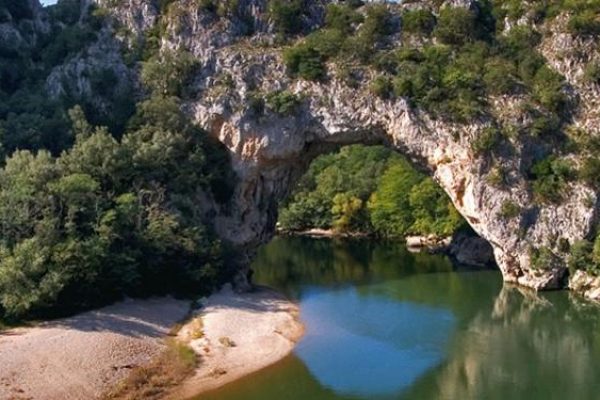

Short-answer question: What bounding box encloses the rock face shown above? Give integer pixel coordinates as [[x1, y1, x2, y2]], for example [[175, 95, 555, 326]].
[[569, 270, 600, 302], [449, 231, 496, 269], [37, 0, 600, 299]]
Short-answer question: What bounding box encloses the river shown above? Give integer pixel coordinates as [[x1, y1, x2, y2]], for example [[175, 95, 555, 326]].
[[197, 236, 600, 400]]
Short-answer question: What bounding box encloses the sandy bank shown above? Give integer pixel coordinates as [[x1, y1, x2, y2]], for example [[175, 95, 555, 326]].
[[0, 297, 190, 400], [169, 285, 304, 399]]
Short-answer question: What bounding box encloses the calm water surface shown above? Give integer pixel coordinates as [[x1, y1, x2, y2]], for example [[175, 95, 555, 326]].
[[197, 236, 600, 400]]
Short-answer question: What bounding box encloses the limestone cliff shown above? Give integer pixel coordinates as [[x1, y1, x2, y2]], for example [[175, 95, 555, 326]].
[[29, 0, 600, 300]]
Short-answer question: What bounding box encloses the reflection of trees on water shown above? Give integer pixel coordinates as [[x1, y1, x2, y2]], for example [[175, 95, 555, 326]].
[[253, 237, 600, 400], [401, 285, 600, 400], [252, 236, 454, 298]]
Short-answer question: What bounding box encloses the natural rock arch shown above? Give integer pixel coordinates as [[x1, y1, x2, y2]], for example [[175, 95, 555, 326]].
[[192, 74, 595, 292], [46, 0, 599, 297]]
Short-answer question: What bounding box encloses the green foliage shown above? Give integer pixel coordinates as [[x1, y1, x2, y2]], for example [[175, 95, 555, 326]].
[[279, 145, 464, 238], [279, 145, 393, 233], [41, 24, 98, 67], [141, 49, 200, 97], [579, 156, 600, 190], [370, 76, 393, 99], [268, 0, 304, 36], [0, 101, 232, 319], [402, 9, 436, 36], [0, 0, 238, 322], [361, 3, 396, 38], [498, 199, 520, 220], [471, 126, 501, 156], [568, 235, 600, 276], [408, 179, 464, 237], [383, 43, 488, 122], [484, 57, 519, 95], [325, 3, 363, 34], [283, 43, 326, 81], [265, 90, 302, 115], [367, 157, 422, 238], [531, 65, 567, 113], [304, 28, 346, 59], [529, 156, 574, 204], [529, 246, 559, 270], [567, 10, 600, 36], [584, 62, 600, 84], [0, 0, 110, 155], [487, 166, 508, 187], [341, 3, 395, 63], [331, 193, 366, 232], [434, 7, 477, 46]]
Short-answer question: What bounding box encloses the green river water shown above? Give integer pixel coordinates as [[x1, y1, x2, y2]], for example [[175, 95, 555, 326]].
[[196, 236, 600, 400]]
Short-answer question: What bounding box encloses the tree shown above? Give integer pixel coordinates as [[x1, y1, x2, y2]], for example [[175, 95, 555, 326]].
[[402, 9, 436, 36], [283, 44, 326, 81], [325, 3, 363, 34], [141, 49, 199, 97], [331, 193, 365, 232], [409, 179, 463, 236], [368, 158, 421, 238]]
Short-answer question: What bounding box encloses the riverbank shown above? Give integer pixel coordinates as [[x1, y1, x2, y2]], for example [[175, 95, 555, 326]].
[[278, 227, 371, 239], [168, 285, 304, 399], [0, 297, 190, 400], [0, 286, 303, 400]]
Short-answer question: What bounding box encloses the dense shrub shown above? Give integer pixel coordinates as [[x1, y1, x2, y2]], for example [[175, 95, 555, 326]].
[[141, 49, 200, 97], [268, 0, 304, 36], [304, 28, 346, 58], [370, 76, 393, 99], [283, 43, 326, 81], [568, 237, 600, 276], [579, 156, 600, 189], [484, 57, 519, 94], [279, 145, 465, 238], [529, 246, 559, 270], [279, 145, 392, 232], [567, 10, 600, 36], [434, 7, 477, 46], [0, 99, 232, 318], [529, 156, 574, 204], [498, 200, 520, 219], [531, 65, 567, 113], [402, 9, 436, 36], [265, 90, 302, 115], [584, 62, 600, 84], [471, 127, 501, 156], [325, 3, 363, 34], [342, 3, 395, 63]]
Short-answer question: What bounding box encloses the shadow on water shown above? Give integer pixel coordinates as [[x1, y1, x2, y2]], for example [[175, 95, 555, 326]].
[[197, 236, 600, 400]]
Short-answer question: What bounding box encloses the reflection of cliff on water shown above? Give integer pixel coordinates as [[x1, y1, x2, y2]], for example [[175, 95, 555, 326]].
[[400, 285, 600, 400], [209, 237, 600, 400]]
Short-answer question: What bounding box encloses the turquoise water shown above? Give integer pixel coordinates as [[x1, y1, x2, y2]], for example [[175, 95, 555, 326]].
[[197, 236, 600, 400]]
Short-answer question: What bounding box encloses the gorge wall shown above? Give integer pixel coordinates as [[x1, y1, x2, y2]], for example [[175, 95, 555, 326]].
[[10, 0, 600, 300]]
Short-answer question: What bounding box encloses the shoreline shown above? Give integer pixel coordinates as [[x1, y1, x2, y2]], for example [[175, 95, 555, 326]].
[[168, 284, 304, 399], [0, 286, 304, 400], [0, 297, 191, 400]]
